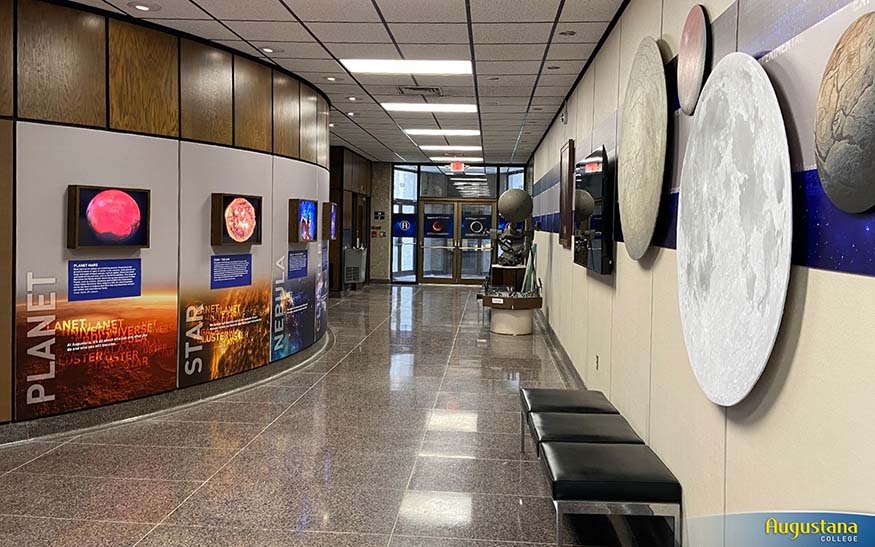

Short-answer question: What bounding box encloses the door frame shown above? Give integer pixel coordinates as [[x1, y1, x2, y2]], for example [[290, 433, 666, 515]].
[[417, 198, 496, 285]]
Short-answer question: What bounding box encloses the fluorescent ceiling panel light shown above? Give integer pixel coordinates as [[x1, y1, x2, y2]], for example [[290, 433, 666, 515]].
[[404, 129, 480, 136], [431, 157, 483, 162], [340, 59, 472, 75], [450, 178, 487, 182], [420, 145, 482, 151], [383, 103, 477, 113]]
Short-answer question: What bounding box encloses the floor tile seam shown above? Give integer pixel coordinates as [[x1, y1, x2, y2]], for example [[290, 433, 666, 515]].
[[127, 308, 397, 547], [385, 289, 474, 547], [389, 535, 554, 546], [0, 434, 82, 480], [0, 512, 161, 526], [2, 470, 207, 484]]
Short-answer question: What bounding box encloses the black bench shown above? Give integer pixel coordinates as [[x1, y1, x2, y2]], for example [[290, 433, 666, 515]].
[[542, 442, 682, 546], [528, 412, 643, 455], [519, 388, 619, 452]]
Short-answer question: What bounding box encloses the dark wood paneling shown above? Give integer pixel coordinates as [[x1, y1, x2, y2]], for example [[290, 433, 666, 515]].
[[300, 83, 319, 163], [0, 0, 12, 117], [0, 120, 11, 423], [17, 0, 106, 127], [180, 39, 232, 145], [234, 56, 271, 153], [273, 71, 300, 158], [109, 20, 178, 136], [317, 95, 329, 167]]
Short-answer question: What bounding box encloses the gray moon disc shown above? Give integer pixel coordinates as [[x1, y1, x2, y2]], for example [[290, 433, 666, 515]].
[[678, 4, 708, 115], [618, 36, 667, 261], [815, 12, 875, 213], [677, 52, 792, 407]]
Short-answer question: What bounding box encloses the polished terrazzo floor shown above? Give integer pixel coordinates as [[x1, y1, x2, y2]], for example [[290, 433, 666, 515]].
[[0, 285, 668, 546]]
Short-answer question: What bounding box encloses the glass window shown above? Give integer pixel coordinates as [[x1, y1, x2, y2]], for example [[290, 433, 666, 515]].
[[499, 167, 525, 194], [392, 165, 418, 283], [420, 165, 497, 198]]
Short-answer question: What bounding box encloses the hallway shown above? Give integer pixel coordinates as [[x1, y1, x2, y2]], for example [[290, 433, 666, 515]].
[[0, 285, 601, 547]]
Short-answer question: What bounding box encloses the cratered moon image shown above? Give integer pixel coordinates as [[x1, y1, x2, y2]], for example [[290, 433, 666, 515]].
[[677, 4, 709, 115], [224, 197, 257, 243], [86, 189, 142, 243], [677, 52, 792, 407], [618, 36, 668, 260], [815, 12, 875, 213]]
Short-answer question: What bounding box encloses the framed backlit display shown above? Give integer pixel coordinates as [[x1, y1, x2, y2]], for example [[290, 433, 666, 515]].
[[67, 185, 151, 249], [210, 193, 263, 245], [322, 202, 337, 241], [289, 199, 318, 242]]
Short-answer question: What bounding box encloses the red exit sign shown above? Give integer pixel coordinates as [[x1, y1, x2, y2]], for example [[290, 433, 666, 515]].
[[450, 161, 465, 172]]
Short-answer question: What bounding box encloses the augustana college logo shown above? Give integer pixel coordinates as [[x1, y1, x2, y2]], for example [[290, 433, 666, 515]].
[[766, 516, 859, 543]]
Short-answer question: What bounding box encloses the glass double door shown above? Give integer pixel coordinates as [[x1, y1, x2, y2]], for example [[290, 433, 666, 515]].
[[419, 200, 496, 284]]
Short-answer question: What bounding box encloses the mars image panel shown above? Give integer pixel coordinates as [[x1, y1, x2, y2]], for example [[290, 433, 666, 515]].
[[678, 4, 709, 116]]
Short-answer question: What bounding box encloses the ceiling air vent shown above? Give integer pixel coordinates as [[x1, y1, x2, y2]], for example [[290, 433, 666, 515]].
[[396, 86, 443, 97]]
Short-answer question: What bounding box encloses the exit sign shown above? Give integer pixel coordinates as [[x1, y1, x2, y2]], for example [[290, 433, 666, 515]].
[[450, 161, 465, 172]]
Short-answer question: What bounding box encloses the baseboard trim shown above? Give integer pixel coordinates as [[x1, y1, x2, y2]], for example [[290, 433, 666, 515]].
[[535, 310, 586, 390]]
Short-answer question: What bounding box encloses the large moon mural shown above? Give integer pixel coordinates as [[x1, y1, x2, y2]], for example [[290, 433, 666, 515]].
[[815, 12, 875, 213], [86, 189, 142, 243], [618, 36, 667, 261], [677, 52, 792, 407], [677, 4, 709, 116]]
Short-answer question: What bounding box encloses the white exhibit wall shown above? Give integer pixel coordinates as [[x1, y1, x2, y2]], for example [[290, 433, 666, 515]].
[[530, 1, 875, 546]]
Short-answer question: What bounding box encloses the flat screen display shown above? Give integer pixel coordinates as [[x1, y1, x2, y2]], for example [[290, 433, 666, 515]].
[[322, 202, 337, 241], [210, 193, 262, 246], [289, 199, 318, 242], [67, 185, 150, 249]]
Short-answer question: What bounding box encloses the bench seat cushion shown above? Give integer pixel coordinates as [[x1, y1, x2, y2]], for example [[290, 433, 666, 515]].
[[520, 388, 618, 414], [542, 442, 681, 503], [530, 413, 643, 445]]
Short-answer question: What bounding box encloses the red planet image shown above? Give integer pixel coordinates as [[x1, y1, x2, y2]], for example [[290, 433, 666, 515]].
[[224, 197, 257, 243], [432, 221, 444, 232], [86, 189, 142, 243]]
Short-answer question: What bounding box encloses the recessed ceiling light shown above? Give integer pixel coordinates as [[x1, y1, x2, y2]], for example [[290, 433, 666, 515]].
[[129, 2, 160, 11], [532, 107, 543, 111], [340, 59, 472, 75], [404, 129, 480, 136], [558, 30, 577, 36], [262, 47, 274, 53], [430, 156, 484, 163], [383, 103, 477, 113], [347, 112, 355, 116], [419, 145, 482, 151], [547, 65, 561, 70], [326, 76, 337, 82], [451, 177, 487, 182], [488, 77, 500, 81], [329, 123, 335, 127]]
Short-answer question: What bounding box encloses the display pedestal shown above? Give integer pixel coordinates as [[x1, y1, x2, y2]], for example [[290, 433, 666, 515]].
[[481, 295, 543, 336]]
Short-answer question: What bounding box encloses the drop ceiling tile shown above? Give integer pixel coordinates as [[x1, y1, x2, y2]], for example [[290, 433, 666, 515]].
[[473, 23, 552, 44], [284, 0, 380, 21], [470, 0, 560, 22], [307, 23, 391, 43], [477, 74, 537, 87], [256, 42, 331, 59], [533, 85, 568, 97], [538, 73, 579, 87], [390, 23, 469, 44], [546, 42, 595, 60], [479, 96, 530, 106], [477, 60, 542, 75], [377, 0, 466, 22], [541, 59, 585, 74], [214, 40, 266, 57], [224, 21, 312, 41], [197, 0, 292, 21], [356, 74, 418, 87], [154, 19, 238, 40], [411, 75, 474, 87], [326, 43, 401, 59], [297, 72, 350, 83], [478, 86, 533, 97], [474, 44, 545, 61], [73, 0, 122, 13], [276, 58, 345, 73], [437, 87, 475, 97], [365, 85, 408, 95], [400, 44, 472, 60], [560, 0, 622, 22], [554, 21, 610, 42], [119, 0, 207, 19], [480, 104, 529, 113], [319, 83, 366, 95]]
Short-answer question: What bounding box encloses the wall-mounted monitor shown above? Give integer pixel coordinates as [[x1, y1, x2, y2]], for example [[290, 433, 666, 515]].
[[210, 193, 262, 246], [289, 199, 318, 243], [67, 185, 151, 249], [322, 202, 337, 241], [573, 146, 615, 275]]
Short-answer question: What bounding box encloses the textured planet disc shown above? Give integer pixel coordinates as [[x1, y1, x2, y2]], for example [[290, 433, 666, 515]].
[[677, 52, 792, 407], [618, 36, 667, 260], [815, 12, 875, 213], [677, 4, 708, 115]]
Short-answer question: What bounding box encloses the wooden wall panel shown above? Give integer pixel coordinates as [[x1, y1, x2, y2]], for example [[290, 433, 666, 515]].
[[234, 56, 272, 153], [17, 0, 106, 127], [273, 72, 300, 158], [0, 120, 11, 423], [317, 95, 329, 167], [109, 20, 178, 136], [180, 39, 232, 145], [0, 0, 12, 117], [300, 83, 319, 163]]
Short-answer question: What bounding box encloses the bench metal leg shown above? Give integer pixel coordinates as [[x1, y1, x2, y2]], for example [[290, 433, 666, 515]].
[[554, 500, 563, 547], [520, 410, 526, 453], [552, 500, 682, 547]]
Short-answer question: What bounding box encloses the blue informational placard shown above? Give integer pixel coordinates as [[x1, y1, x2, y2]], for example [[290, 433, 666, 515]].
[[68, 258, 142, 301], [424, 214, 453, 238], [210, 254, 252, 290], [392, 213, 417, 238], [288, 249, 309, 279]]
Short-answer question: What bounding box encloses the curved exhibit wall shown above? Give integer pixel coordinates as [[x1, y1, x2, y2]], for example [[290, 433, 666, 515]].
[[529, 0, 874, 544], [0, 0, 331, 423]]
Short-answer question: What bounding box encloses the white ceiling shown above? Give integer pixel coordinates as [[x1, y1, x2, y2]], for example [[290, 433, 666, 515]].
[[80, 0, 623, 164]]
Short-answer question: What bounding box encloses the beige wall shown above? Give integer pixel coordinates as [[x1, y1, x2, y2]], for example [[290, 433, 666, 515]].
[[532, 1, 874, 546], [370, 162, 392, 281]]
